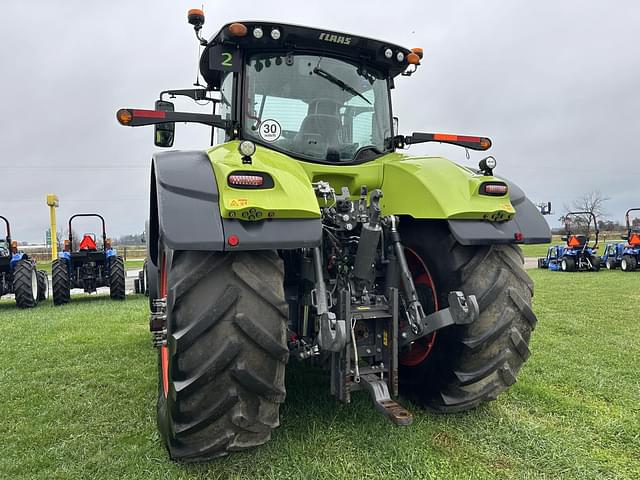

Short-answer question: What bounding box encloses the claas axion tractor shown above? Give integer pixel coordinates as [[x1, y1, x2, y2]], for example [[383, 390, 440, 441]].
[[117, 11, 550, 461], [51, 214, 125, 305], [0, 216, 48, 308]]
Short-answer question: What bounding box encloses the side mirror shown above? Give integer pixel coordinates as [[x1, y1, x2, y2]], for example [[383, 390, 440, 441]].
[[154, 100, 175, 148]]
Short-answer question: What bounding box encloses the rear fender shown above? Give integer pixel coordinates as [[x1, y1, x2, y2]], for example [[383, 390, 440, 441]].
[[148, 148, 321, 264]]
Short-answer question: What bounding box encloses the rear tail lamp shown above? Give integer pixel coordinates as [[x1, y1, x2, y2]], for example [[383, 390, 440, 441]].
[[480, 182, 508, 196], [227, 172, 273, 189]]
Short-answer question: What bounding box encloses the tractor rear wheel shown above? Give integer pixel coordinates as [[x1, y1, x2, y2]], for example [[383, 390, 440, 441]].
[[37, 270, 48, 301], [13, 260, 38, 308], [399, 222, 536, 412], [109, 256, 126, 299], [621, 255, 637, 272], [561, 257, 576, 272], [157, 249, 288, 462], [590, 256, 601, 271], [52, 259, 71, 305]]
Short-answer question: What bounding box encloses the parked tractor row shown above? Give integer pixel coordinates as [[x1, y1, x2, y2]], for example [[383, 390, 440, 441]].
[[538, 208, 640, 272], [0, 213, 126, 308]]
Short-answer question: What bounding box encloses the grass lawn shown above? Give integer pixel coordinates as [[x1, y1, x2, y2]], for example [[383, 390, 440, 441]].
[[1, 271, 639, 479]]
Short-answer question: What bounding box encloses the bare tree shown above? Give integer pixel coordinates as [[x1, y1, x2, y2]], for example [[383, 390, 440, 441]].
[[560, 190, 610, 234]]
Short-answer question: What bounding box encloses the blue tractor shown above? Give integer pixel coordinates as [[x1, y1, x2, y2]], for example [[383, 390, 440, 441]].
[[0, 216, 48, 307], [537, 245, 566, 270], [553, 211, 601, 272], [50, 214, 126, 305], [600, 242, 625, 270], [619, 207, 640, 272]]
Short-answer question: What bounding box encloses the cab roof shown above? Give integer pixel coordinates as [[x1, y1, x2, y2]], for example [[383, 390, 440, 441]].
[[207, 21, 414, 78]]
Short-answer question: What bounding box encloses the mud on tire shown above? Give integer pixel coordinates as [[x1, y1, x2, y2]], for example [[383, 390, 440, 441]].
[[158, 249, 288, 462], [400, 221, 537, 412]]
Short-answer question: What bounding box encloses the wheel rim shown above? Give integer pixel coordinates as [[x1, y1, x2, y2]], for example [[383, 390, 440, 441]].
[[31, 269, 37, 300], [561, 260, 567, 271], [399, 247, 439, 367], [621, 259, 627, 270], [159, 252, 169, 398]]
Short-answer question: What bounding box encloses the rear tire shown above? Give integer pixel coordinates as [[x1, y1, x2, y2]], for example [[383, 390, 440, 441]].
[[621, 255, 637, 272], [13, 260, 37, 308], [109, 256, 126, 300], [37, 270, 48, 301], [399, 222, 536, 412], [561, 257, 576, 272], [537, 258, 545, 268], [158, 249, 288, 462], [590, 256, 601, 271], [52, 259, 71, 305]]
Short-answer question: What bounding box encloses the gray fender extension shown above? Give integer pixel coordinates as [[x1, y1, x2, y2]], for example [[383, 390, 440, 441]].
[[448, 180, 551, 245], [148, 150, 321, 264]]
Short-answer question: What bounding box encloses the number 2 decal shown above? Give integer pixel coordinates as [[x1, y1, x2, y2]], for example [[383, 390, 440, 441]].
[[221, 52, 233, 67]]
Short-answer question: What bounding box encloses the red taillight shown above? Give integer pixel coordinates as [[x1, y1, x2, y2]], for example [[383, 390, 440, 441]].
[[228, 174, 264, 187], [514, 232, 524, 242], [228, 235, 240, 247], [480, 182, 508, 196]]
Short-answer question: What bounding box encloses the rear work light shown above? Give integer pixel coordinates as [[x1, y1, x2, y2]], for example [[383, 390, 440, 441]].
[[227, 171, 274, 189], [480, 182, 508, 196]]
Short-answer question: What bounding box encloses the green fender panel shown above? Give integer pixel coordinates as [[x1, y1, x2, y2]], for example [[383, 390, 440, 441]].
[[379, 154, 515, 221]]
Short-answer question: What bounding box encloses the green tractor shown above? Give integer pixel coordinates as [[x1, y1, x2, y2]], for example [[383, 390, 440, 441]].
[[117, 12, 550, 461]]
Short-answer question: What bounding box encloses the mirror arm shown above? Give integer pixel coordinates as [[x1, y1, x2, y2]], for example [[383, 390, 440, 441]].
[[160, 88, 218, 103]]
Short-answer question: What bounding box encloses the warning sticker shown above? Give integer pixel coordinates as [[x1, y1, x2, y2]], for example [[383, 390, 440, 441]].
[[258, 119, 282, 142], [229, 198, 249, 207]]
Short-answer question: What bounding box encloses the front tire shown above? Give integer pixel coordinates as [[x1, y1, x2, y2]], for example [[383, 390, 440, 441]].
[[399, 222, 537, 412], [13, 260, 38, 308], [52, 259, 71, 305], [158, 249, 288, 462], [109, 256, 126, 300], [621, 255, 637, 272], [606, 258, 616, 270]]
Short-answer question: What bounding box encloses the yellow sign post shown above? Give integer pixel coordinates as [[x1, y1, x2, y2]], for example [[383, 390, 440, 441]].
[[46, 194, 59, 261]]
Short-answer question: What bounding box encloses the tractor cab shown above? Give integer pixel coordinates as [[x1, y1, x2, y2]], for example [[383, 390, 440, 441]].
[[117, 19, 493, 160]]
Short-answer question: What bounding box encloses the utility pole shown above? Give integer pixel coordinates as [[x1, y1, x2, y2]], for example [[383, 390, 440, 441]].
[[46, 194, 59, 261]]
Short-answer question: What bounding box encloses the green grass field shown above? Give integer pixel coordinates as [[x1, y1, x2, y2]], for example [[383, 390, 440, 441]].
[[1, 270, 639, 479]]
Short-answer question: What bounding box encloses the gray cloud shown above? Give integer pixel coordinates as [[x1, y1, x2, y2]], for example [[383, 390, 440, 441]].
[[1, 0, 639, 242]]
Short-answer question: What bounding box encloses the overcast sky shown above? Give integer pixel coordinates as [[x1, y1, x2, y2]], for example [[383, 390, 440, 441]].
[[1, 1, 639, 242]]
